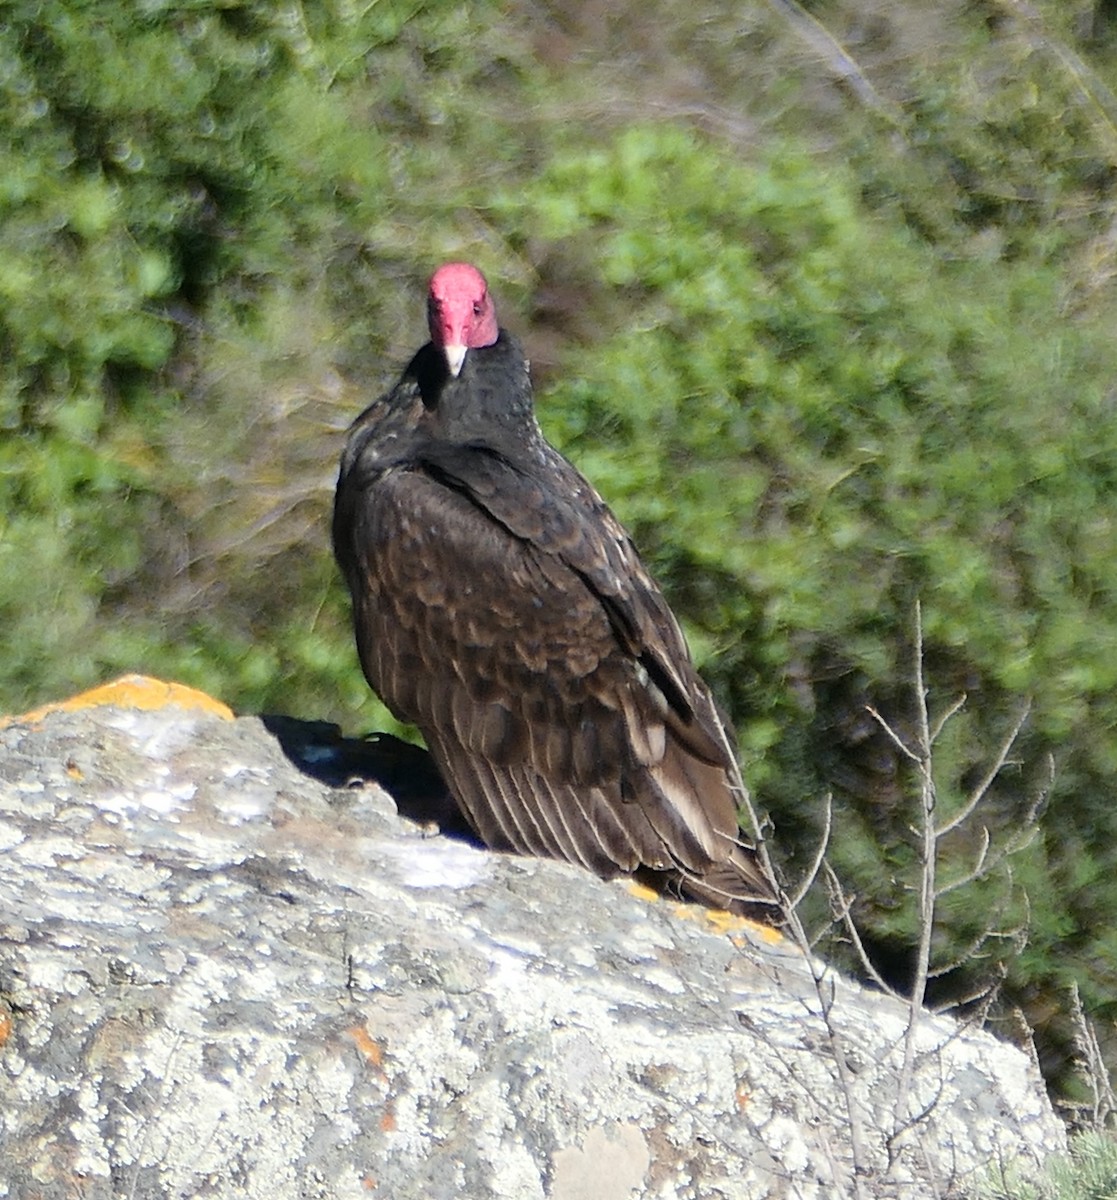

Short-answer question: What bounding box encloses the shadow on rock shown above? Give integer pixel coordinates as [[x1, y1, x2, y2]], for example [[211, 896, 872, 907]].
[[260, 715, 478, 845]]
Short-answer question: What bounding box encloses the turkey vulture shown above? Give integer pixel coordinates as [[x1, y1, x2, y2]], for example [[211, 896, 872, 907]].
[[332, 263, 778, 917]]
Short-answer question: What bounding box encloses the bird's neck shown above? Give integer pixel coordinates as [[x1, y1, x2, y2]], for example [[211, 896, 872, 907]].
[[420, 330, 542, 457]]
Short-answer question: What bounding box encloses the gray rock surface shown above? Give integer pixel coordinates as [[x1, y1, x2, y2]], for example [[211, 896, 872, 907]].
[[0, 678, 1065, 1199]]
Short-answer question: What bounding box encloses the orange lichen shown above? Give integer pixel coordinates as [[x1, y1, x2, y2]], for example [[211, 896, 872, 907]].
[[742, 920, 784, 947], [1, 675, 235, 728], [627, 881, 782, 943], [0, 1009, 12, 1048], [668, 902, 783, 944], [347, 1025, 386, 1072], [690, 906, 738, 937]]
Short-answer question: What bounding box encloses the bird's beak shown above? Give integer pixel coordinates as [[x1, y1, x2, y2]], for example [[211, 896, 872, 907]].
[[444, 344, 467, 377]]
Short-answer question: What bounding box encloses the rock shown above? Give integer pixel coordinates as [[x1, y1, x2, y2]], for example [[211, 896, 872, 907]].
[[0, 677, 1065, 1199]]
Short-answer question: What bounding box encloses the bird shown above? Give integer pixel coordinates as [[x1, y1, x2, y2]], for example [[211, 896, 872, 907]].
[[332, 262, 779, 918]]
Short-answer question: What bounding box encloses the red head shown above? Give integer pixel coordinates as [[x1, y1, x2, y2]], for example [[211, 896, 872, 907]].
[[427, 262, 499, 376]]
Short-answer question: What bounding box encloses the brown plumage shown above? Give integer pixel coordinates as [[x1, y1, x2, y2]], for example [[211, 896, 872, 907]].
[[332, 263, 778, 917]]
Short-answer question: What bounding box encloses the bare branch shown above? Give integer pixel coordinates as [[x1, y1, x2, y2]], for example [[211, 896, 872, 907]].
[[792, 597, 1051, 1163], [911, 597, 932, 776], [763, 0, 902, 120], [1068, 980, 1117, 1129], [865, 704, 921, 764], [934, 827, 992, 898], [928, 693, 967, 745], [786, 793, 834, 912], [931, 975, 1004, 1022], [811, 876, 853, 953], [926, 926, 998, 981], [936, 700, 1032, 838], [823, 862, 905, 1001], [737, 781, 873, 1195], [899, 599, 939, 1131]]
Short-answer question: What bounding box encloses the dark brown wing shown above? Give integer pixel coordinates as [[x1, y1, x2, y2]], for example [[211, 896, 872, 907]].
[[336, 431, 774, 905]]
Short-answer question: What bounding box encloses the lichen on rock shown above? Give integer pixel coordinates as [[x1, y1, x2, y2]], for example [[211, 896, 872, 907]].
[[0, 681, 1065, 1198]]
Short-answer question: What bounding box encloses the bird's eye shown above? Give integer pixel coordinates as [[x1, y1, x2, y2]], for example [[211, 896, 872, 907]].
[[472, 302, 483, 316]]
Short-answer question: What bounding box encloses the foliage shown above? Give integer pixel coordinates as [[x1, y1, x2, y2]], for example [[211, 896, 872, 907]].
[[982, 1132, 1117, 1200], [0, 0, 536, 730], [4, 0, 1117, 1099]]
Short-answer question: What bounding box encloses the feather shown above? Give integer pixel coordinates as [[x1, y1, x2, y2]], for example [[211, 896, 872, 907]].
[[333, 264, 780, 920]]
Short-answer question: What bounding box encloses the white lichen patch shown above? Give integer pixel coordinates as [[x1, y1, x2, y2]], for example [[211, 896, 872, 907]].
[[161, 958, 241, 1031], [0, 820, 25, 850], [93, 790, 141, 816], [637, 967, 687, 996], [70, 1078, 110, 1178], [138, 784, 194, 815], [375, 1003, 483, 1158], [211, 788, 273, 824], [762, 1113, 812, 1175], [103, 708, 199, 758], [485, 946, 611, 1036], [13, 834, 85, 867], [489, 1133, 546, 1199], [24, 956, 96, 996], [69, 852, 170, 893], [377, 837, 491, 891]]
